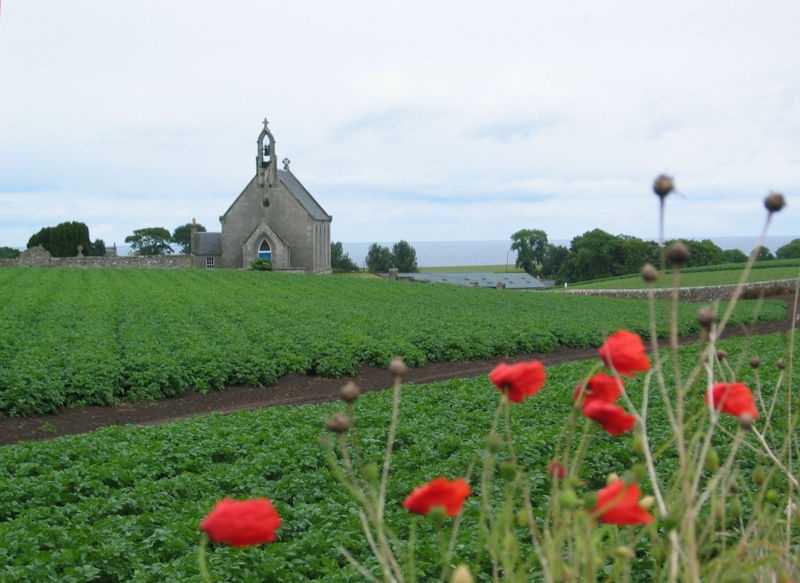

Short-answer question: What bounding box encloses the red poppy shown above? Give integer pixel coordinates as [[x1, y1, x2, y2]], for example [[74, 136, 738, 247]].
[[591, 480, 654, 525], [489, 361, 546, 403], [403, 477, 471, 517], [599, 330, 651, 377], [574, 373, 624, 406], [706, 382, 759, 419], [582, 400, 636, 436], [201, 498, 282, 547], [548, 460, 566, 478]]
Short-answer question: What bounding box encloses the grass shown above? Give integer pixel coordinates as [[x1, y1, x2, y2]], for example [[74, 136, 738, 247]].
[[568, 262, 800, 289]]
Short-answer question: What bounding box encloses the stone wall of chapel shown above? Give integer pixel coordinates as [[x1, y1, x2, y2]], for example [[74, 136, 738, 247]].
[[220, 177, 314, 269]]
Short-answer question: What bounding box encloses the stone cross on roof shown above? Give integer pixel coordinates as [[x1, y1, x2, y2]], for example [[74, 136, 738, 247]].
[[262, 118, 269, 131]]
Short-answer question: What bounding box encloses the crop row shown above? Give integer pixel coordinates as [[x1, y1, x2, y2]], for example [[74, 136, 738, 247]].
[[0, 267, 787, 416], [0, 334, 795, 581]]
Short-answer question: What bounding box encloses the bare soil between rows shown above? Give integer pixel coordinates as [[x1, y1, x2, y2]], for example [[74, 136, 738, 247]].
[[2, 296, 797, 446]]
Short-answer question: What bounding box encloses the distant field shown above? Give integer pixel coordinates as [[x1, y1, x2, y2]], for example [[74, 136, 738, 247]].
[[419, 264, 524, 273], [569, 262, 800, 290], [0, 268, 785, 416]]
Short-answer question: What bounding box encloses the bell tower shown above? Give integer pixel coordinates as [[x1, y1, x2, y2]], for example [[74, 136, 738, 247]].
[[256, 118, 277, 188]]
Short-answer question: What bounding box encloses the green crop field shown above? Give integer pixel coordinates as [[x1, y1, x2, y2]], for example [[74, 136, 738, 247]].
[[0, 267, 786, 417], [568, 260, 800, 289], [0, 333, 795, 582]]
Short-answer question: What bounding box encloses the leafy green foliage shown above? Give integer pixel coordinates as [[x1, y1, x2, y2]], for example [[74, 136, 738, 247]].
[[172, 223, 206, 254], [776, 238, 800, 259], [0, 333, 793, 581], [0, 268, 786, 416], [125, 227, 174, 256], [27, 221, 105, 257], [249, 257, 274, 271], [330, 242, 358, 272], [0, 246, 20, 259], [391, 240, 418, 272], [510, 229, 548, 276], [365, 243, 393, 273]]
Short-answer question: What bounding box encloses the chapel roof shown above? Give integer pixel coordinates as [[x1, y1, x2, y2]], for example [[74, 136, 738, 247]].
[[277, 169, 331, 221]]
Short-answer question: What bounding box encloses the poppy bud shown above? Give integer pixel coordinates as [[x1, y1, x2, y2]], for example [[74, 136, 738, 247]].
[[615, 546, 635, 560], [764, 191, 786, 213], [753, 467, 766, 485], [696, 306, 715, 330], [750, 356, 761, 369], [499, 460, 517, 481], [639, 496, 656, 511], [653, 174, 675, 198], [516, 509, 529, 527], [389, 357, 408, 377], [729, 497, 742, 518], [325, 412, 350, 434], [777, 358, 786, 370], [666, 241, 690, 267], [729, 482, 739, 494], [640, 262, 658, 283], [716, 349, 728, 361], [340, 381, 361, 403], [713, 500, 725, 520], [606, 472, 620, 485], [362, 463, 379, 484], [632, 434, 646, 455], [487, 432, 503, 453], [738, 414, 755, 431], [705, 448, 720, 471], [450, 564, 474, 583], [766, 489, 780, 504], [582, 492, 597, 511], [559, 488, 580, 509]]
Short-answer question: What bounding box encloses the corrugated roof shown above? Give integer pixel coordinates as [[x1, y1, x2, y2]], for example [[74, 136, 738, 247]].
[[278, 169, 331, 221], [194, 232, 222, 255], [397, 272, 548, 289]]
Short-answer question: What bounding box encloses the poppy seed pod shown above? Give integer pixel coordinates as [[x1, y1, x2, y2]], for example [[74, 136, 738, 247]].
[[739, 413, 755, 431], [764, 191, 786, 213], [666, 241, 690, 267], [653, 174, 675, 198], [340, 381, 361, 403], [716, 349, 728, 362], [389, 357, 408, 377], [696, 306, 715, 330], [777, 358, 786, 370], [640, 262, 658, 283], [325, 412, 350, 434], [750, 356, 761, 369]]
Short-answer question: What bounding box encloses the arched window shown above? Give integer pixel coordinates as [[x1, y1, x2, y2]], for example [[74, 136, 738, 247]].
[[258, 239, 272, 260]]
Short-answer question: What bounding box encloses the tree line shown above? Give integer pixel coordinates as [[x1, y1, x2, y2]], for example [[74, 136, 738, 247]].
[[331, 240, 419, 273], [511, 228, 800, 284]]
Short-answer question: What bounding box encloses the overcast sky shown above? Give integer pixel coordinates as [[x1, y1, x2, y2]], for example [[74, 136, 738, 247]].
[[1, 0, 798, 250]]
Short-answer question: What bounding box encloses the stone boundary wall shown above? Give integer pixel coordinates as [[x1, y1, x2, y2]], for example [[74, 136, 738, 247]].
[[0, 248, 193, 269], [556, 278, 800, 303]]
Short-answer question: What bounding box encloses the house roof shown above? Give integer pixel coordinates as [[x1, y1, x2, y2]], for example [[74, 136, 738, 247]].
[[193, 232, 222, 255], [277, 169, 331, 221], [397, 272, 549, 289]]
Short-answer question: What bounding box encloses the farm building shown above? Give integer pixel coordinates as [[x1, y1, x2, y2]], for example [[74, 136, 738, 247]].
[[193, 120, 332, 272]]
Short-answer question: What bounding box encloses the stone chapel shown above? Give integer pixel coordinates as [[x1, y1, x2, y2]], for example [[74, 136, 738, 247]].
[[192, 120, 332, 272]]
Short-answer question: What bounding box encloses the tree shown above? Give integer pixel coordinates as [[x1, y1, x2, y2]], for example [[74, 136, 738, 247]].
[[172, 223, 207, 254], [557, 229, 625, 283], [125, 227, 174, 256], [510, 229, 548, 276], [721, 249, 748, 263], [365, 243, 393, 273], [0, 246, 20, 259], [755, 246, 774, 261], [391, 240, 418, 272], [776, 238, 800, 259], [27, 221, 105, 257], [331, 242, 359, 272], [541, 244, 569, 278]]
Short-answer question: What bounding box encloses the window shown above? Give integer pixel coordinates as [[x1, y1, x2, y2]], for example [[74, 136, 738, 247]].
[[206, 257, 215, 269], [258, 240, 272, 260]]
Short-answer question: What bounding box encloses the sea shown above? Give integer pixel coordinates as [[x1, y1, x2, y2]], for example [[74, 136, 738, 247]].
[[341, 236, 798, 269]]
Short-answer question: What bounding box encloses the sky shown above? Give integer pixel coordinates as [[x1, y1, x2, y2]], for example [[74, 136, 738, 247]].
[[1, 0, 799, 251]]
